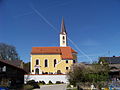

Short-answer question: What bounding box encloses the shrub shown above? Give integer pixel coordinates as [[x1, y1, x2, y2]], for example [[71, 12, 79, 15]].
[[48, 81, 53, 84], [27, 80, 36, 85], [26, 80, 40, 89], [23, 85, 33, 90], [32, 84, 40, 89], [56, 81, 61, 84], [41, 81, 46, 84]]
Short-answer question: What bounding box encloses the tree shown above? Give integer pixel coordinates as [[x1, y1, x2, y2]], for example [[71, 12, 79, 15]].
[[0, 43, 19, 60], [23, 62, 30, 73], [67, 63, 109, 89]]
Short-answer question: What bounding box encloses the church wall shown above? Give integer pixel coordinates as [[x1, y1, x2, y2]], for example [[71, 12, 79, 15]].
[[55, 60, 74, 74], [31, 54, 61, 74]]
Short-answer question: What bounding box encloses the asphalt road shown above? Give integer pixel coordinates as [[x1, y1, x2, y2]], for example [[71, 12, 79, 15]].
[[34, 84, 67, 90]]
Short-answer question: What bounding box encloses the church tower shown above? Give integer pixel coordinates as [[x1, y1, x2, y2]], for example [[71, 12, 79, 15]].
[[60, 18, 67, 47]]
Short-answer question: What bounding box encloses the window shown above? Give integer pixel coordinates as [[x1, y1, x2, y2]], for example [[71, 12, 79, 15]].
[[32, 70, 34, 72], [66, 60, 68, 63], [57, 70, 61, 74], [36, 59, 39, 65], [63, 36, 65, 40], [2, 66, 6, 72], [73, 60, 76, 63], [66, 67, 69, 70], [54, 59, 57, 67], [63, 41, 65, 43], [45, 59, 48, 67], [35, 68, 39, 74]]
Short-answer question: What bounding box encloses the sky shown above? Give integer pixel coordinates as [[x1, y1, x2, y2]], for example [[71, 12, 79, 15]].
[[1, 0, 120, 63]]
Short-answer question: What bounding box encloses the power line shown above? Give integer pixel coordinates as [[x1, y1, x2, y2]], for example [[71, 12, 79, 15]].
[[30, 4, 93, 63]]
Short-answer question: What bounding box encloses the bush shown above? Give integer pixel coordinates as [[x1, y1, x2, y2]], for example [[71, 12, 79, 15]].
[[27, 80, 36, 85], [26, 80, 40, 89], [41, 81, 46, 84], [23, 85, 33, 90], [56, 81, 61, 84], [48, 81, 53, 84], [39, 81, 42, 83], [32, 84, 40, 89]]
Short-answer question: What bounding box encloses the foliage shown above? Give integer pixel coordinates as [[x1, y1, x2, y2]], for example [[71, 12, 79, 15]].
[[98, 57, 108, 64], [67, 63, 109, 87], [48, 81, 53, 84], [38, 81, 46, 85], [56, 81, 62, 84], [0, 43, 19, 60], [23, 62, 30, 73], [41, 81, 46, 84], [26, 80, 40, 89], [23, 85, 33, 90]]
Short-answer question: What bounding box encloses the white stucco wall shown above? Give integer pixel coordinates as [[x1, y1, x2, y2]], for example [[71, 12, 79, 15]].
[[24, 74, 68, 84]]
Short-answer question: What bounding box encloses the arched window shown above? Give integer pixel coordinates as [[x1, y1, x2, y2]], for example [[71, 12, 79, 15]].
[[66, 67, 69, 70], [35, 68, 39, 74], [63, 36, 65, 40], [57, 70, 61, 74], [73, 60, 76, 63], [54, 59, 57, 67], [66, 60, 68, 63], [36, 59, 39, 65], [45, 59, 48, 67]]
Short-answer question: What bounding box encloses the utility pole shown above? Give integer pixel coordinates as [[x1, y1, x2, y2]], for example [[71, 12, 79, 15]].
[[108, 50, 111, 64]]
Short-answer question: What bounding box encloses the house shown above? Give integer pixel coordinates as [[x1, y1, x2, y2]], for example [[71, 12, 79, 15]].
[[99, 56, 120, 81], [0, 60, 26, 87], [30, 19, 77, 75]]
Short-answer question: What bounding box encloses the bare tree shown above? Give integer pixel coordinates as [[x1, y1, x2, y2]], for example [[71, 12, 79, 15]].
[[0, 43, 19, 60]]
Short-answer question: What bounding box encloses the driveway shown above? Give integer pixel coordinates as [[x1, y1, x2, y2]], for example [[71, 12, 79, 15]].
[[34, 84, 67, 90]]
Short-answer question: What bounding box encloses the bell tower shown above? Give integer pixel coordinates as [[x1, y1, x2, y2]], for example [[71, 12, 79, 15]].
[[60, 18, 67, 47]]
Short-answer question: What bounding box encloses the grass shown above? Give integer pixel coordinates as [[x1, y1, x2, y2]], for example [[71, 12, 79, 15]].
[[67, 89, 77, 90]]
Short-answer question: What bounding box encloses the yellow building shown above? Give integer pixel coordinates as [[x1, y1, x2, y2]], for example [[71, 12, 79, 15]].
[[30, 19, 77, 74]]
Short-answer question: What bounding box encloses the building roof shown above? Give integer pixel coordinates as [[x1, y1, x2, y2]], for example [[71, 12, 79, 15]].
[[60, 18, 67, 34], [0, 60, 23, 68], [0, 60, 26, 73], [31, 46, 77, 59], [100, 56, 120, 64]]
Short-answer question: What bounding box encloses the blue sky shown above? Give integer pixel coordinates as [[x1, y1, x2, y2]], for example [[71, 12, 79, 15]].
[[1, 0, 120, 63]]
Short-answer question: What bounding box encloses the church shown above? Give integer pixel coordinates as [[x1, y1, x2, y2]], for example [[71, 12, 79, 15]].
[[30, 19, 77, 74]]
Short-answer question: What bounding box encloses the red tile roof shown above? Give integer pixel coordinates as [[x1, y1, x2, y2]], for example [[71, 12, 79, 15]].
[[31, 46, 77, 59]]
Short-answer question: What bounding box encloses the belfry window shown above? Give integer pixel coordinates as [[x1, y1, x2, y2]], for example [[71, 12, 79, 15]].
[[63, 36, 65, 40], [45, 59, 48, 67], [54, 59, 57, 67], [36, 59, 39, 65]]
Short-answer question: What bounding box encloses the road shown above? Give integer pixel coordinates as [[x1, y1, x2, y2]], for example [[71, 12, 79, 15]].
[[34, 84, 67, 90]]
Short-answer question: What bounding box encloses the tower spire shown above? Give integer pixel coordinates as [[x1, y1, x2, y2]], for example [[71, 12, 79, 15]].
[[60, 18, 67, 47], [60, 18, 67, 34]]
